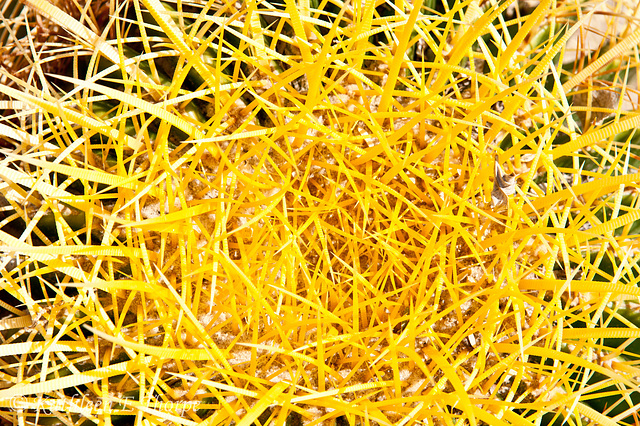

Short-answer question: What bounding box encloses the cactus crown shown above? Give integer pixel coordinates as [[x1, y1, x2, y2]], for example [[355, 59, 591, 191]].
[[0, 0, 639, 425]]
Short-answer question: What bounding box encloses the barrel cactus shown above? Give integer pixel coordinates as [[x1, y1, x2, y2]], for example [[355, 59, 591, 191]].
[[0, 0, 639, 425]]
